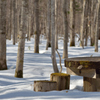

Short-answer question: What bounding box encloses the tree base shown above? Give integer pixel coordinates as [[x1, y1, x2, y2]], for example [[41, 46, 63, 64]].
[[50, 73, 70, 90], [15, 70, 23, 78], [34, 51, 39, 53], [0, 60, 7, 70], [70, 41, 75, 46], [46, 42, 51, 50], [48, 43, 51, 47]]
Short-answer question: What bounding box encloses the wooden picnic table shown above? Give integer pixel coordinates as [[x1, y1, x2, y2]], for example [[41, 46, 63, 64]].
[[64, 57, 100, 92]]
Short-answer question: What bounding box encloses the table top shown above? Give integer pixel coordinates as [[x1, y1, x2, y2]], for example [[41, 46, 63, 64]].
[[65, 57, 100, 69]]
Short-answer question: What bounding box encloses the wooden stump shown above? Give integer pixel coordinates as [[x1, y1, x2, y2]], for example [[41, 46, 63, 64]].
[[84, 77, 97, 92], [34, 80, 57, 92], [50, 73, 70, 91], [83, 77, 100, 92]]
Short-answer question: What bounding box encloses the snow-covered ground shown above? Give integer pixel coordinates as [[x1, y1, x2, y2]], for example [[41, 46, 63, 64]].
[[0, 36, 100, 100]]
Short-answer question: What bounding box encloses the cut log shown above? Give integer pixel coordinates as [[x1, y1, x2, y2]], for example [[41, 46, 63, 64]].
[[50, 73, 70, 91], [83, 77, 100, 92], [34, 80, 57, 92]]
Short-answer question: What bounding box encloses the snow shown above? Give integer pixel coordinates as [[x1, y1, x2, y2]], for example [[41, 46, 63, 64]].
[[0, 36, 100, 100]]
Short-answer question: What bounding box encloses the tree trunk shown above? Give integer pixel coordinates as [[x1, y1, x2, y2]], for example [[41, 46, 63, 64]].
[[95, 1, 100, 52], [6, 0, 11, 40], [91, 1, 97, 46], [87, 0, 91, 46], [16, 0, 21, 42], [27, 0, 32, 41], [12, 0, 17, 45], [0, 0, 7, 70], [84, 0, 89, 46], [46, 0, 51, 50], [80, 0, 86, 48], [30, 0, 34, 38], [62, 0, 68, 59], [98, 2, 100, 40], [70, 0, 75, 46], [55, 0, 58, 50], [15, 0, 28, 78], [51, 0, 59, 73], [34, 0, 40, 53]]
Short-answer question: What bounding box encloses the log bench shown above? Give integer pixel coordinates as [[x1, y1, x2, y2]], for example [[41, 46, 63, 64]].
[[64, 57, 100, 92]]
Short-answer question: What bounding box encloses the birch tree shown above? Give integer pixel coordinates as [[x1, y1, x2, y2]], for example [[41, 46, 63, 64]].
[[51, 0, 59, 73], [80, 0, 86, 48], [6, 0, 11, 40], [84, 0, 89, 46], [62, 0, 68, 59], [34, 0, 40, 53], [12, 0, 18, 45], [55, 0, 58, 50], [46, 0, 51, 50], [95, 0, 100, 52], [91, 1, 98, 46], [70, 0, 75, 46], [0, 0, 7, 70], [15, 0, 28, 78]]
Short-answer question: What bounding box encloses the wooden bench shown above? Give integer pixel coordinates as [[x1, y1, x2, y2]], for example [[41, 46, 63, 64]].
[[64, 57, 100, 92]]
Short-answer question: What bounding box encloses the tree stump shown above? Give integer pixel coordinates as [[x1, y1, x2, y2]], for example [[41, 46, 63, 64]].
[[50, 73, 70, 91], [83, 77, 97, 92], [34, 80, 57, 92], [83, 77, 100, 92]]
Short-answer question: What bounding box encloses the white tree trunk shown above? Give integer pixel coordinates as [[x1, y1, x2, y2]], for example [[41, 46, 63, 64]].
[[12, 0, 18, 45], [55, 0, 58, 50], [80, 0, 86, 48], [0, 0, 7, 70], [6, 0, 11, 40], [46, 0, 51, 50], [34, 0, 40, 53], [95, 0, 100, 52], [51, 0, 59, 73], [70, 0, 75, 46], [90, 0, 95, 46], [15, 0, 28, 78], [62, 0, 68, 59]]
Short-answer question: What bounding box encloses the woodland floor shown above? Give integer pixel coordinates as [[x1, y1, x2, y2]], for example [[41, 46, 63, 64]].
[[0, 36, 100, 100]]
